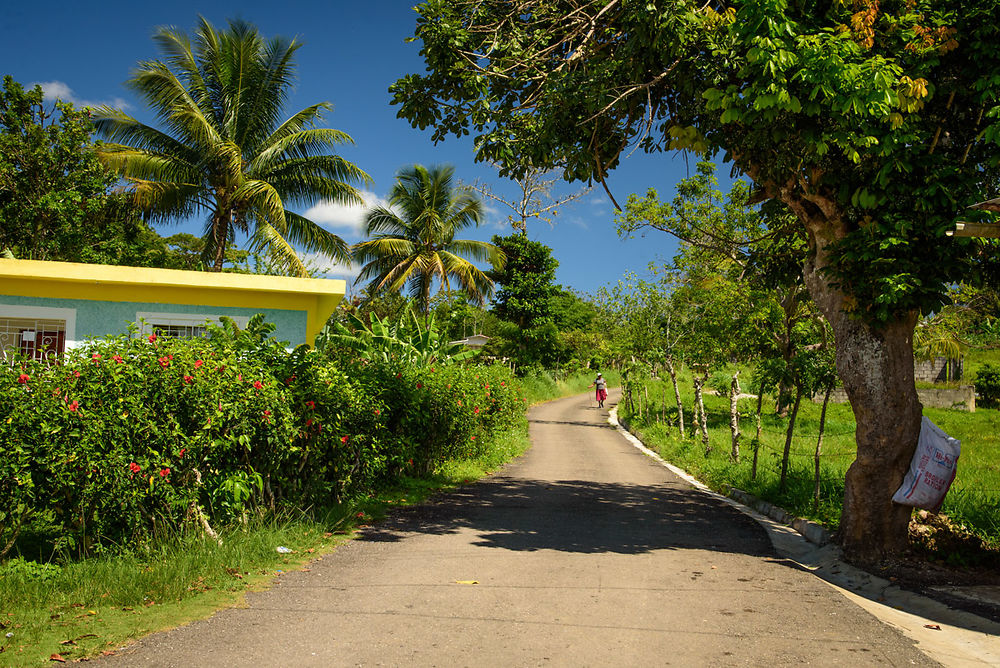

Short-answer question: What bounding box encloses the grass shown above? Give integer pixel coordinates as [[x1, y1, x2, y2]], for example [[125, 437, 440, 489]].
[[965, 347, 1000, 380], [0, 516, 345, 665], [520, 368, 620, 406], [0, 367, 605, 666], [621, 371, 1000, 547]]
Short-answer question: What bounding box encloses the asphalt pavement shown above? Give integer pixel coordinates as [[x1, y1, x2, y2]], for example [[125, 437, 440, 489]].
[[104, 391, 937, 666]]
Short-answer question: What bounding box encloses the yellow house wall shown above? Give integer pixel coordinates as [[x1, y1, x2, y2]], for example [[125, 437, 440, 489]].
[[0, 259, 345, 346]]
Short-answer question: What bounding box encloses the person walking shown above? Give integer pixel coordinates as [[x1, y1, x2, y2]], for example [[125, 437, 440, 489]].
[[589, 372, 608, 408]]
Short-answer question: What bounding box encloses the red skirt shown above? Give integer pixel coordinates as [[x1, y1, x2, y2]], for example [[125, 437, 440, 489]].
[[596, 388, 608, 401]]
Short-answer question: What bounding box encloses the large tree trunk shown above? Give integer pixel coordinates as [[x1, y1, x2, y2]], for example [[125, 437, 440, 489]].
[[799, 211, 921, 567]]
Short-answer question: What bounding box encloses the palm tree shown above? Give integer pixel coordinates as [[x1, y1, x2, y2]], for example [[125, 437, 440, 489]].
[[92, 17, 369, 276], [353, 164, 505, 318]]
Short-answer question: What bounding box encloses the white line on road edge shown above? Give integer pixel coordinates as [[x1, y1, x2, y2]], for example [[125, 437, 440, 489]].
[[607, 404, 1000, 667]]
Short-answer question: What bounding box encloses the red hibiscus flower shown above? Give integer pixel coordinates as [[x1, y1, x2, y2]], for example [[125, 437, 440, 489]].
[[178, 448, 186, 458], [305, 400, 315, 410], [416, 382, 423, 389], [194, 359, 204, 369], [17, 373, 29, 384], [374, 408, 380, 416], [113, 355, 123, 364], [473, 407, 480, 414], [340, 435, 349, 444], [253, 380, 263, 390], [67, 400, 79, 412], [158, 357, 170, 369], [306, 418, 314, 427], [159, 468, 170, 478], [73, 370, 81, 378], [148, 333, 157, 343], [129, 462, 141, 473], [92, 353, 101, 362], [183, 375, 194, 384]]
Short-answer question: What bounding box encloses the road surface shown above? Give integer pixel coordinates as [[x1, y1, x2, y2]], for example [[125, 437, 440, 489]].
[[106, 391, 933, 666]]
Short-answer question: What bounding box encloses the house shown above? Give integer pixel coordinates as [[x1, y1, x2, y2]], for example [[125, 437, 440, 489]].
[[0, 259, 345, 361], [450, 333, 491, 349]]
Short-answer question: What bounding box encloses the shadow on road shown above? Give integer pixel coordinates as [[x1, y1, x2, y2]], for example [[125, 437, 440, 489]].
[[528, 418, 617, 430], [361, 476, 775, 558]]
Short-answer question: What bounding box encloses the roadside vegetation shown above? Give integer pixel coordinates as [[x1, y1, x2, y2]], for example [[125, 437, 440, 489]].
[[0, 308, 607, 665], [618, 368, 1000, 555]]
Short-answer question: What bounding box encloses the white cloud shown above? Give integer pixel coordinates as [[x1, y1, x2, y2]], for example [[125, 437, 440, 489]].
[[586, 193, 612, 216], [34, 80, 130, 110], [305, 190, 390, 235], [481, 202, 509, 230], [298, 251, 360, 282]]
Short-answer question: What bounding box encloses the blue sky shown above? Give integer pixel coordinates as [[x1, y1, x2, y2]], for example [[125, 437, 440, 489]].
[[0, 0, 715, 298]]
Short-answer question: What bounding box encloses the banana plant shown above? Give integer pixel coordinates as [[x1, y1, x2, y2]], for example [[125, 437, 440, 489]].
[[317, 311, 478, 367]]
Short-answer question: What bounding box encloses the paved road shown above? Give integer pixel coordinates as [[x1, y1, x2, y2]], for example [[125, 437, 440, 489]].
[[107, 392, 934, 666]]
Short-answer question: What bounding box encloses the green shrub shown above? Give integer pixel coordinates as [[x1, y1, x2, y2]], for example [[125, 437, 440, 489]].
[[974, 363, 1000, 407], [1, 318, 527, 557]]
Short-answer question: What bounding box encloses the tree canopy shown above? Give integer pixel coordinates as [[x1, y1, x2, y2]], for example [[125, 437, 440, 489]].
[[392, 0, 1000, 563], [392, 0, 1000, 318], [0, 76, 176, 266]]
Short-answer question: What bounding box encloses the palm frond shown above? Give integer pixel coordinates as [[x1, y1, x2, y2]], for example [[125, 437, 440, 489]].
[[94, 17, 366, 273], [353, 237, 415, 265], [252, 223, 308, 277], [444, 238, 504, 266], [283, 210, 352, 266]]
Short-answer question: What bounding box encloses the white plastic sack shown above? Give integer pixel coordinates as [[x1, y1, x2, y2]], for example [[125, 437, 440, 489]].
[[892, 416, 960, 510]]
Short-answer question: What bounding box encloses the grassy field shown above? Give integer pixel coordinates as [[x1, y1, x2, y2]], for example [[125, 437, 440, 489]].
[[621, 371, 1000, 548], [0, 369, 604, 666], [520, 368, 620, 406]]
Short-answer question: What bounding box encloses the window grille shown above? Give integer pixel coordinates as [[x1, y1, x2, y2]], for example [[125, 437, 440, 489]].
[[0, 317, 67, 363], [136, 312, 248, 340], [149, 323, 208, 339]]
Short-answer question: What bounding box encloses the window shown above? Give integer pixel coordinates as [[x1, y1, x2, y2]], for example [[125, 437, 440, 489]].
[[136, 312, 249, 340], [0, 305, 76, 363]]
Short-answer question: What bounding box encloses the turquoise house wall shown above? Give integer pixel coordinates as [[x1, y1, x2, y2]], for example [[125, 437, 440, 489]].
[[0, 295, 308, 346]]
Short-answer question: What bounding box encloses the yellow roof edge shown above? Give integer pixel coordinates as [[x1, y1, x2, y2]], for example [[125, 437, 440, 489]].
[[0, 258, 346, 297]]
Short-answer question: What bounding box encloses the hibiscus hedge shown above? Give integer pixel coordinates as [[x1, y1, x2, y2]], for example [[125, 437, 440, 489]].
[[0, 318, 523, 556]]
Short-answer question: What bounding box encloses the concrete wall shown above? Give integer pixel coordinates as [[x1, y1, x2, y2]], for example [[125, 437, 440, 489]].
[[816, 386, 976, 412], [914, 356, 963, 383], [0, 294, 308, 346]]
